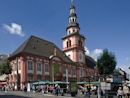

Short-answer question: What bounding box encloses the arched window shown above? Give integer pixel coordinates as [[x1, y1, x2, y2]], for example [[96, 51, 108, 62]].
[[73, 19, 74, 22], [69, 30, 70, 34], [69, 40, 71, 46], [78, 40, 80, 47], [67, 41, 68, 48], [80, 41, 82, 47], [78, 38, 82, 47]]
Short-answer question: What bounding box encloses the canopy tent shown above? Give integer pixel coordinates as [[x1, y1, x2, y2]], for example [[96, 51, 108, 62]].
[[0, 74, 7, 81], [77, 81, 100, 85], [111, 81, 122, 84], [91, 81, 100, 84], [33, 81, 52, 85], [53, 81, 69, 84], [77, 82, 88, 85], [0, 82, 6, 85], [33, 81, 68, 85]]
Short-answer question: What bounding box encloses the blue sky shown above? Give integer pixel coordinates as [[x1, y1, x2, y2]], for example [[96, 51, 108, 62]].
[[0, 0, 130, 69]]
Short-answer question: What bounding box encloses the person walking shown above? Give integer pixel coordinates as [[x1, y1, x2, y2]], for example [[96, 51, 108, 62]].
[[49, 85, 53, 94], [123, 83, 129, 98], [55, 84, 59, 96], [117, 87, 123, 98], [24, 85, 27, 92], [5, 85, 7, 93], [32, 85, 35, 93]]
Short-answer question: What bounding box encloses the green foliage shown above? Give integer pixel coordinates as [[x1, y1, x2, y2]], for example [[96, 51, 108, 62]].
[[97, 49, 117, 75], [0, 64, 4, 75], [0, 60, 12, 75], [50, 63, 61, 80]]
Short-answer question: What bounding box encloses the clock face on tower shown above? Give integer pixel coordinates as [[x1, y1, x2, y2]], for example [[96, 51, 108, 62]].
[[80, 54, 82, 59], [78, 52, 83, 62]]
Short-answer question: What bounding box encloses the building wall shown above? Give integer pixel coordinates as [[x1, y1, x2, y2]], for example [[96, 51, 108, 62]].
[[9, 53, 86, 90]]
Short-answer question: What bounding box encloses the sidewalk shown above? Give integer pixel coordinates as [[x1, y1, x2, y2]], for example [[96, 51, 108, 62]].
[[1, 91, 118, 98]]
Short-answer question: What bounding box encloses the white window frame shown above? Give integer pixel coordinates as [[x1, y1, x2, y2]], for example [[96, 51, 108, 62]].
[[27, 60, 34, 74], [73, 68, 76, 75], [63, 67, 66, 74], [28, 76, 33, 82], [28, 61, 33, 70], [45, 64, 49, 72], [37, 62, 42, 71]]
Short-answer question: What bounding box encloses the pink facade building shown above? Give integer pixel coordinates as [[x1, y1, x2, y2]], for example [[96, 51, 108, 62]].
[[8, 3, 98, 90]]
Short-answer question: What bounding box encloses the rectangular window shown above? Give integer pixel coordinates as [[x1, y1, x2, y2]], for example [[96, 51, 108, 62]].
[[28, 76, 33, 82], [45, 64, 49, 72], [37, 63, 41, 71], [63, 67, 66, 74], [15, 63, 17, 71], [81, 70, 82, 76], [28, 61, 33, 70], [45, 76, 49, 81], [68, 68, 71, 75], [37, 77, 41, 81], [19, 62, 21, 70], [73, 69, 76, 75]]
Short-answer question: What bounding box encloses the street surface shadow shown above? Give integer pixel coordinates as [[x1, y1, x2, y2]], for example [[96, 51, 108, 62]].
[[0, 95, 31, 98]]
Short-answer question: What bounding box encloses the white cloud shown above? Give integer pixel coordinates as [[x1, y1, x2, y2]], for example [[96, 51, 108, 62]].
[[3, 23, 24, 36], [85, 46, 90, 55], [85, 46, 103, 61], [125, 57, 130, 61], [120, 65, 130, 74]]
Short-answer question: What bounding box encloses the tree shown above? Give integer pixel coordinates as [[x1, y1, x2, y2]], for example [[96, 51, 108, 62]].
[[50, 63, 62, 81], [97, 49, 117, 75], [0, 60, 12, 75], [0, 64, 4, 75]]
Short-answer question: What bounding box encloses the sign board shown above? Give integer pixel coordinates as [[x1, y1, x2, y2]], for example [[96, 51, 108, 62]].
[[70, 78, 77, 93], [101, 82, 111, 90]]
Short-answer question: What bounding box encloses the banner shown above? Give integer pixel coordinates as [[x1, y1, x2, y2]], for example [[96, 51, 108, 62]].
[[70, 78, 77, 93]]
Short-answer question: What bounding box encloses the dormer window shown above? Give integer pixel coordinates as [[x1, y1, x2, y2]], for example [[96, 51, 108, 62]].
[[68, 55, 70, 58]]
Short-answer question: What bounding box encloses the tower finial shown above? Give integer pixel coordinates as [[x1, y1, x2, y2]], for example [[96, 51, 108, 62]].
[[71, 0, 73, 5]]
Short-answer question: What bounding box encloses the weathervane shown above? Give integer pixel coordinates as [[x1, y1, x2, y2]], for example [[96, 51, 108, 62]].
[[71, 0, 73, 4]]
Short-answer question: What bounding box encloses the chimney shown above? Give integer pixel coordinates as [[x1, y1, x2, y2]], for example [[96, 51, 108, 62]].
[[54, 48, 57, 56]]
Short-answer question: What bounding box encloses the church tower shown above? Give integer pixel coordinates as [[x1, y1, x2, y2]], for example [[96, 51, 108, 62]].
[[62, 2, 86, 64]]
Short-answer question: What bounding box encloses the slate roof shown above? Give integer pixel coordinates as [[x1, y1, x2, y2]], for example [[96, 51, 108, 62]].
[[62, 32, 85, 39], [69, 13, 77, 18], [86, 56, 97, 68], [67, 22, 79, 29], [9, 36, 75, 64], [70, 5, 75, 9]]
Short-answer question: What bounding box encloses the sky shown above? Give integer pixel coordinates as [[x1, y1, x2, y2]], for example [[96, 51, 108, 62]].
[[0, 0, 130, 72]]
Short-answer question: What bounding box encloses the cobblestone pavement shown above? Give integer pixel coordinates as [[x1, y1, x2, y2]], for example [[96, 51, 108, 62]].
[[0, 91, 118, 98]]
